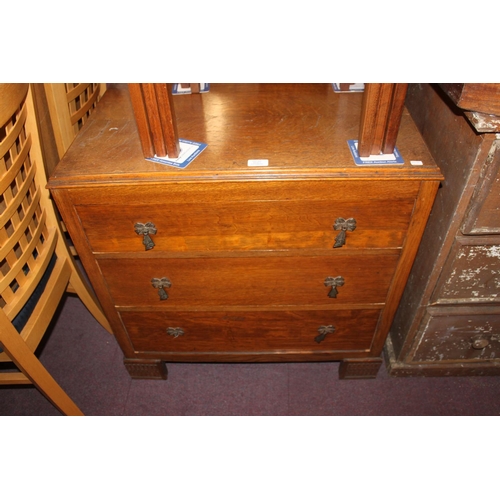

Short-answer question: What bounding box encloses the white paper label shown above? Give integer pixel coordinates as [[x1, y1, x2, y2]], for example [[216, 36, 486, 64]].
[[248, 159, 269, 167]]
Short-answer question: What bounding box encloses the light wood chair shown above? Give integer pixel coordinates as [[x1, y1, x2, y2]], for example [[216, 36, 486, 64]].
[[0, 84, 111, 415], [43, 84, 106, 257], [44, 83, 106, 158]]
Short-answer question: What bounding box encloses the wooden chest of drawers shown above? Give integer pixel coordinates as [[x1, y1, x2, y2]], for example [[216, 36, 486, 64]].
[[48, 84, 442, 379], [386, 83, 500, 376]]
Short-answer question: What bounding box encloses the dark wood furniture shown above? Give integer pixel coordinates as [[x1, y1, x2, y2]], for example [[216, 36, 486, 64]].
[[48, 83, 441, 380], [386, 83, 500, 376], [128, 83, 180, 159], [357, 83, 408, 156]]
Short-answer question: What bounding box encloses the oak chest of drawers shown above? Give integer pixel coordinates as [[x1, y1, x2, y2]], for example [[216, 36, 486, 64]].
[[48, 84, 442, 379]]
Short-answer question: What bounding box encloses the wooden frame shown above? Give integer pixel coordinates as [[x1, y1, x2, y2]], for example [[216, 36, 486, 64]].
[[128, 83, 180, 159], [358, 83, 409, 156]]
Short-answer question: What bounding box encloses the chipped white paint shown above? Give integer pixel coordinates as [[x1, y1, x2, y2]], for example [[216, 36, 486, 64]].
[[456, 245, 500, 260], [414, 314, 500, 362], [443, 244, 500, 299], [466, 112, 500, 132], [486, 246, 500, 258], [473, 323, 493, 333]]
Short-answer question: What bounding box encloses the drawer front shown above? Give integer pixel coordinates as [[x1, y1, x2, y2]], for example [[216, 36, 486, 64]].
[[99, 254, 399, 307], [120, 308, 381, 354], [73, 181, 418, 253], [77, 200, 414, 253], [462, 139, 500, 235], [413, 307, 500, 362], [433, 239, 500, 304]]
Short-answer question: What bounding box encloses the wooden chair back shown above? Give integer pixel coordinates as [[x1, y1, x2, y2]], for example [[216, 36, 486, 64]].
[[0, 84, 110, 415], [44, 83, 106, 158]]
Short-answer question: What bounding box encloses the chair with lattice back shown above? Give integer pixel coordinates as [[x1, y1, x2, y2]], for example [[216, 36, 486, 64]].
[[44, 83, 106, 158], [43, 83, 106, 258], [0, 84, 111, 415]]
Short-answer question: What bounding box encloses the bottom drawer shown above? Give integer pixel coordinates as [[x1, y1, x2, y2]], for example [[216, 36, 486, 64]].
[[120, 309, 381, 354], [413, 306, 500, 362]]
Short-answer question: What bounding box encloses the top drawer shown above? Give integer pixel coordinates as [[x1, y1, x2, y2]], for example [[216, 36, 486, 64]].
[[462, 139, 500, 235], [71, 180, 419, 253]]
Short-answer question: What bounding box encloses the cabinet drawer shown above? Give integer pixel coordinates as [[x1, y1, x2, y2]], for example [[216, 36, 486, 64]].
[[413, 307, 500, 362], [73, 181, 418, 253], [120, 308, 381, 354], [99, 254, 399, 307], [433, 238, 500, 304]]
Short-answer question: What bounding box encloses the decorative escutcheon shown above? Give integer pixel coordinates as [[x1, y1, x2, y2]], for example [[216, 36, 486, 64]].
[[333, 217, 356, 248], [315, 325, 335, 344], [151, 277, 171, 300], [135, 222, 157, 251], [167, 327, 184, 338], [324, 276, 345, 298]]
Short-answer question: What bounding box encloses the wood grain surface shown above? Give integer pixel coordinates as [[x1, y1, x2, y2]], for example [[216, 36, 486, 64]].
[[48, 84, 442, 377]]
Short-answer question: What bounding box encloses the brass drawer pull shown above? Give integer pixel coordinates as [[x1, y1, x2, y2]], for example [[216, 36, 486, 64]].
[[315, 325, 335, 344], [324, 276, 345, 298], [167, 327, 185, 338], [151, 277, 171, 300], [333, 217, 356, 248], [135, 222, 157, 250], [471, 336, 489, 350]]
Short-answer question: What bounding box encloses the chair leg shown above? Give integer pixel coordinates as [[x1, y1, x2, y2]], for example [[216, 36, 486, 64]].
[[67, 262, 113, 334], [0, 324, 83, 416]]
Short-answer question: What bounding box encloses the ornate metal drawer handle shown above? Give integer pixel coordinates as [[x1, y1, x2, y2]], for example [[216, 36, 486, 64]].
[[167, 327, 184, 338], [324, 276, 345, 298], [333, 217, 356, 248], [151, 277, 171, 300], [135, 222, 157, 250], [315, 325, 335, 344]]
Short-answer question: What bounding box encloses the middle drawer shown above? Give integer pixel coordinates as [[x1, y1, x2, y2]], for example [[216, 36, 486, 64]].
[[98, 254, 399, 308]]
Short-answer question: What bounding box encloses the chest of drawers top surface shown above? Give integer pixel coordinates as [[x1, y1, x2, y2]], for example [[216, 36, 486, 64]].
[[49, 84, 440, 186]]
